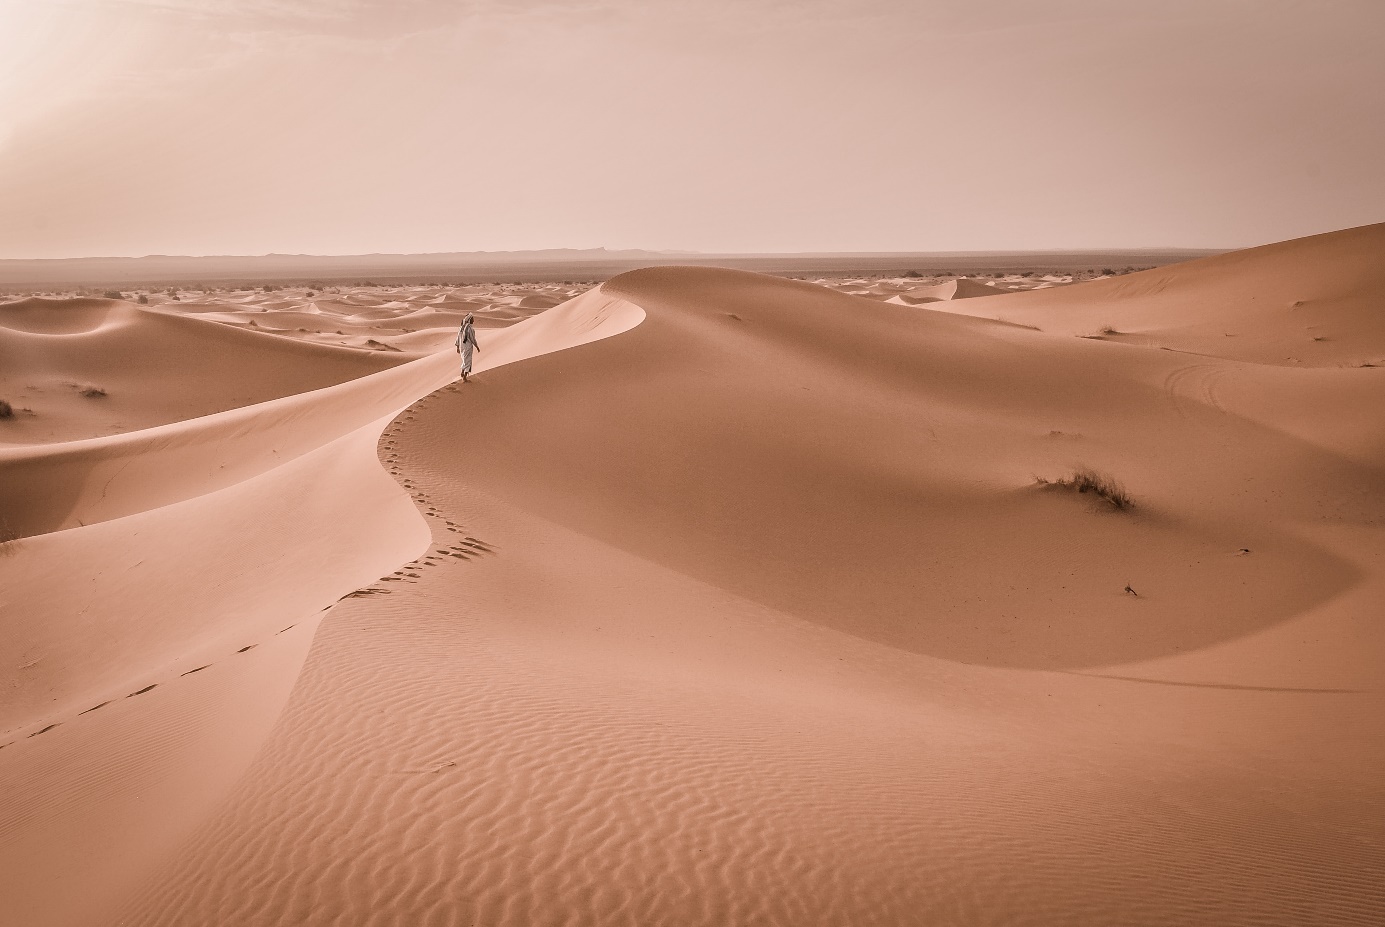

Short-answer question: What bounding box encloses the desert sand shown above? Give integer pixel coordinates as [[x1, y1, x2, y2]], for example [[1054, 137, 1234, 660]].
[[1, 224, 1383, 926]]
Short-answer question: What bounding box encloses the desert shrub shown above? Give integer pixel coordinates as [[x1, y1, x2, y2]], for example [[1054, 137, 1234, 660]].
[[102, 290, 123, 300], [80, 385, 107, 398], [1097, 325, 1118, 335], [1036, 467, 1133, 510], [903, 270, 923, 278], [0, 399, 12, 418], [137, 294, 149, 304]]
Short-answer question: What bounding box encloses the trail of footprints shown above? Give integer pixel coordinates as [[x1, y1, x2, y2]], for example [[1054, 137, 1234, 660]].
[[1, 626, 297, 750], [362, 391, 498, 597], [1, 392, 491, 750]]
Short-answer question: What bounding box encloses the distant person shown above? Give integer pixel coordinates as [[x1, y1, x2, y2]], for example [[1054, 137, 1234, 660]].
[[455, 312, 479, 382]]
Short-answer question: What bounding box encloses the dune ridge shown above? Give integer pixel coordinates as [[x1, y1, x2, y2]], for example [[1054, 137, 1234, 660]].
[[0, 287, 642, 927]]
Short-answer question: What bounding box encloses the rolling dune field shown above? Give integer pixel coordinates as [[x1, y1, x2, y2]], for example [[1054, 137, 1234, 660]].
[[2, 226, 1383, 927]]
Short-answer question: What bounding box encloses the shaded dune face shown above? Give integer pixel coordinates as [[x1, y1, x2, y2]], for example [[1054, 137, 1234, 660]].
[[415, 265, 1375, 669]]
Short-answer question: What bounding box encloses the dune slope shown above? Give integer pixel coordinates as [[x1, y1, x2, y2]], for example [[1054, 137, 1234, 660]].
[[937, 222, 1385, 366], [0, 296, 406, 446], [0, 288, 642, 927]]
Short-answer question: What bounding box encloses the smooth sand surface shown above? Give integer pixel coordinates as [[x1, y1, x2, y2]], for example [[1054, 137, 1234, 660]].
[[1, 227, 1382, 926]]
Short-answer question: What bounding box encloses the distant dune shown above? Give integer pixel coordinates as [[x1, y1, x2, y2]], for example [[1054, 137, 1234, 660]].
[[1, 225, 1382, 927]]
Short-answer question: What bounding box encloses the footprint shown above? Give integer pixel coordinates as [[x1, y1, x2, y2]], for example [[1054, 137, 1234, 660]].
[[237, 645, 256, 653], [79, 701, 112, 715], [181, 665, 212, 676], [29, 723, 60, 738], [128, 684, 157, 696]]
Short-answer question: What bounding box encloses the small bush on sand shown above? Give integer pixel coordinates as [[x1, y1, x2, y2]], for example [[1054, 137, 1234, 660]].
[[0, 399, 12, 418], [79, 385, 107, 398], [102, 290, 123, 300], [137, 294, 149, 304], [1036, 467, 1133, 510]]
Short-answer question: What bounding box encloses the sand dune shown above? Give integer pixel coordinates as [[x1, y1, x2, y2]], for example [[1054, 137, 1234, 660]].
[[0, 296, 406, 445], [1, 227, 1383, 926], [940, 223, 1385, 366], [885, 276, 1012, 303]]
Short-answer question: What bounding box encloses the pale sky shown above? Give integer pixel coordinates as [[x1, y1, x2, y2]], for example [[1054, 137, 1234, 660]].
[[1, 0, 1382, 258]]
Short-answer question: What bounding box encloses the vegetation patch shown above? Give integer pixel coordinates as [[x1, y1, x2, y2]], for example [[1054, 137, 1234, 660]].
[[1035, 467, 1133, 510]]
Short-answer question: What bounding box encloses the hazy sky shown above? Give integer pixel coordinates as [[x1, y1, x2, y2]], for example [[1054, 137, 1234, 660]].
[[1, 0, 1382, 257]]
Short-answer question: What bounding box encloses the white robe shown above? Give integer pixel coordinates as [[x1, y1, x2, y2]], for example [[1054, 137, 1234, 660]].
[[456, 322, 477, 375]]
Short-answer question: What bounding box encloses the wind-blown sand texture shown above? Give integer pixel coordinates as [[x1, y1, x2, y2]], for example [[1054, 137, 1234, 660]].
[[2, 225, 1383, 926]]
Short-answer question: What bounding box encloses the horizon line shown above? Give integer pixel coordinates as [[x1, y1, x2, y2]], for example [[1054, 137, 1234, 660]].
[[1, 245, 1227, 263]]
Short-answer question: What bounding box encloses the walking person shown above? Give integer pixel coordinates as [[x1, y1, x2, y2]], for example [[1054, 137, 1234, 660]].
[[455, 312, 479, 382]]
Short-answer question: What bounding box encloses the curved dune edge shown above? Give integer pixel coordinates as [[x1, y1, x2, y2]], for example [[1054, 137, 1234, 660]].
[[0, 288, 642, 541], [397, 263, 1372, 672], [0, 289, 644, 927], [0, 286, 643, 734]]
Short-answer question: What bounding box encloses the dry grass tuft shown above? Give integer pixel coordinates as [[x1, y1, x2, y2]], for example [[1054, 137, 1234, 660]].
[[80, 385, 107, 398], [0, 399, 12, 419], [1035, 467, 1133, 510]]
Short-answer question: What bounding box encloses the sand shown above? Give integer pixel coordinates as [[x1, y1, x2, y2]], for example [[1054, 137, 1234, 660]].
[[1, 225, 1382, 926]]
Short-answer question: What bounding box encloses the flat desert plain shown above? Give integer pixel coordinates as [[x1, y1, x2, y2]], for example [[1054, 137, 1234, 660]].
[[2, 224, 1384, 926]]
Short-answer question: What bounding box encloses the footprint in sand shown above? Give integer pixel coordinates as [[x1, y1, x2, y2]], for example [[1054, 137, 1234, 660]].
[[128, 684, 157, 696]]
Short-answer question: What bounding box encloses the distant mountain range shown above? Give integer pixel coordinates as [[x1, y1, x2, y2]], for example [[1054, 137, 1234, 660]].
[[0, 247, 1220, 288]]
